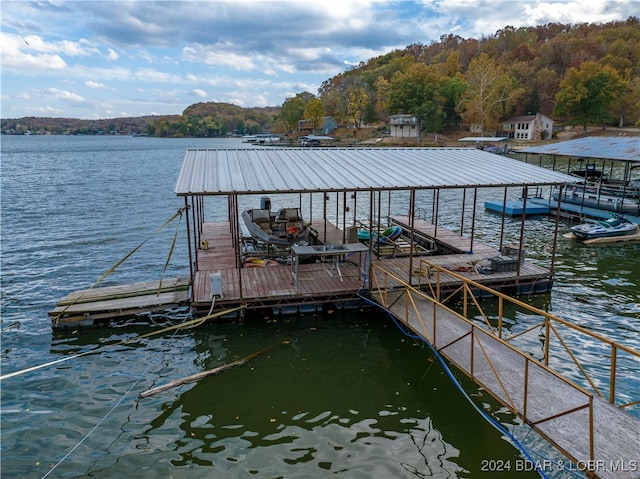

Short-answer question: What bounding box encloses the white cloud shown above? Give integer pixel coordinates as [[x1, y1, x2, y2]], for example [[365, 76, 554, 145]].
[[182, 45, 256, 71], [1, 32, 68, 72], [45, 88, 85, 103], [106, 48, 119, 61], [85, 80, 108, 89], [0, 0, 635, 119]]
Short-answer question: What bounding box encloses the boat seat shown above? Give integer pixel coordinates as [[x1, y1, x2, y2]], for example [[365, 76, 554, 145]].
[[278, 208, 301, 222], [251, 209, 273, 233]]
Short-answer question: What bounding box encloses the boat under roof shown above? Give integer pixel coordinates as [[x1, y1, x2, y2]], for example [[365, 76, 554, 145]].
[[175, 147, 578, 196]]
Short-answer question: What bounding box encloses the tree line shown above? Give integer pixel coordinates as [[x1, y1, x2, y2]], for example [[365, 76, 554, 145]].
[[3, 17, 638, 137]]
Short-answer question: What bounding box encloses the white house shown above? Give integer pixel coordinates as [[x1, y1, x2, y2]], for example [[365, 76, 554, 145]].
[[502, 113, 554, 140], [389, 114, 418, 138]]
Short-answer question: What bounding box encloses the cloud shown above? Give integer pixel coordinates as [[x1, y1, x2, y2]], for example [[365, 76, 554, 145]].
[[85, 80, 108, 89], [106, 48, 119, 61], [1, 0, 635, 119], [183, 45, 256, 71], [45, 87, 85, 103], [0, 32, 68, 72]]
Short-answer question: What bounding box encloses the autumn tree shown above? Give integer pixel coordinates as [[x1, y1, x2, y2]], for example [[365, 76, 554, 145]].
[[303, 98, 325, 133], [346, 86, 370, 128], [554, 61, 627, 131], [457, 53, 522, 136], [374, 76, 391, 119]]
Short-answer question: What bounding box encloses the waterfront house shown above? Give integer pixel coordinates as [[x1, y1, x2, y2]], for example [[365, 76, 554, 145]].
[[297, 116, 337, 135], [389, 114, 418, 138], [502, 113, 554, 140]]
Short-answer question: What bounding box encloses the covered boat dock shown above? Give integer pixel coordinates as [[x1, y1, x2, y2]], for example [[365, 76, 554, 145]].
[[515, 137, 640, 222], [174, 147, 578, 315]]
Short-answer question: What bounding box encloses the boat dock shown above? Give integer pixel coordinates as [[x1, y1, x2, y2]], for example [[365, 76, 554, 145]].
[[49, 216, 550, 325], [187, 216, 551, 316], [528, 196, 640, 224]]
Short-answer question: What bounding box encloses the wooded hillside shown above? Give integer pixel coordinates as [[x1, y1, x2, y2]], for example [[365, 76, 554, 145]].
[[313, 17, 640, 135]]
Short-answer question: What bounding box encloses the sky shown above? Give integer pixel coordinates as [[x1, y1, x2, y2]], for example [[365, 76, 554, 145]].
[[1, 0, 637, 120]]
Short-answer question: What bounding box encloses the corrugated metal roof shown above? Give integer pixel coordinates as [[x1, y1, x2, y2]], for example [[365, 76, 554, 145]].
[[174, 147, 578, 196], [459, 137, 507, 142], [519, 137, 640, 162]]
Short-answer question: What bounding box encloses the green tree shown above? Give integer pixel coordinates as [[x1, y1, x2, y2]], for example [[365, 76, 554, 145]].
[[280, 93, 309, 134], [554, 61, 627, 131], [457, 53, 522, 136], [303, 98, 325, 133], [440, 75, 467, 127]]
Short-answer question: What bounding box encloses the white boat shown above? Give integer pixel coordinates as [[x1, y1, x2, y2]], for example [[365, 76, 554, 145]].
[[570, 215, 638, 240], [242, 206, 309, 247], [554, 188, 640, 214]]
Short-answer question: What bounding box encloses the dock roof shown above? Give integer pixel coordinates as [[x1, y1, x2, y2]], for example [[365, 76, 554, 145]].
[[519, 137, 639, 162], [175, 147, 578, 196]]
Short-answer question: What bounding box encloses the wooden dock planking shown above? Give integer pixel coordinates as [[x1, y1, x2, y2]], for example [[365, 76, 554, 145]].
[[391, 216, 499, 255], [193, 261, 364, 306], [50, 277, 191, 326], [375, 288, 640, 479], [198, 222, 238, 269], [51, 291, 189, 315], [56, 276, 190, 305], [309, 219, 346, 245], [192, 219, 551, 308]]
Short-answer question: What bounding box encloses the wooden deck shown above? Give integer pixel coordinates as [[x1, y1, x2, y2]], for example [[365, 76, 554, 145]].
[[50, 217, 550, 324], [191, 217, 549, 311], [50, 277, 190, 327], [370, 285, 640, 479]]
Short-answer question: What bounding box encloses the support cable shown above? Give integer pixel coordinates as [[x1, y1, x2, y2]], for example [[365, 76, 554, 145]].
[[52, 207, 186, 326], [0, 306, 244, 381]]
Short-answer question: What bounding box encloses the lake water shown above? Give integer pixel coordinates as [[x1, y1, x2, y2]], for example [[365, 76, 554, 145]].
[[1, 135, 638, 479]]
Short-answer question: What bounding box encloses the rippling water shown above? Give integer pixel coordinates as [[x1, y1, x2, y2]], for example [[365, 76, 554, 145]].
[[1, 136, 638, 479]]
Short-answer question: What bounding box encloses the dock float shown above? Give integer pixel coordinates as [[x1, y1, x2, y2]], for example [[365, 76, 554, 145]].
[[50, 277, 190, 327], [528, 197, 640, 224], [484, 199, 550, 216]]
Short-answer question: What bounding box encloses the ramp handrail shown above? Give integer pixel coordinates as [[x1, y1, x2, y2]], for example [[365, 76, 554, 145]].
[[415, 259, 640, 410]]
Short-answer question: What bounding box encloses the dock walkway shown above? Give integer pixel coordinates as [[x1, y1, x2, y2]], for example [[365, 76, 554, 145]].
[[50, 218, 550, 323], [369, 266, 640, 479]]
